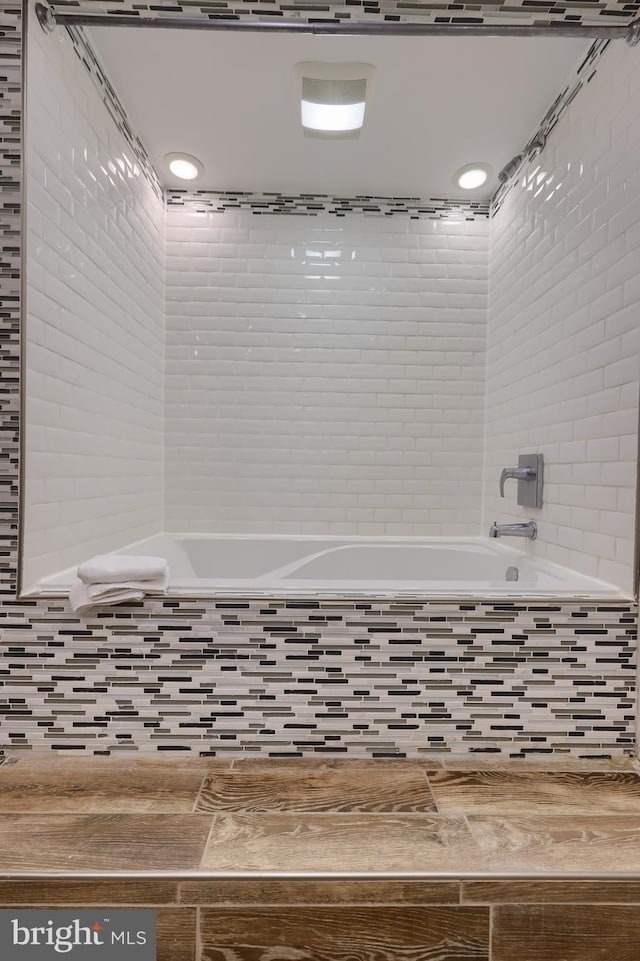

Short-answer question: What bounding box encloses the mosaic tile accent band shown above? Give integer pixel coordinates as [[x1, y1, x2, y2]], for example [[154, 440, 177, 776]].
[[0, 1, 637, 758], [66, 24, 491, 220], [48, 0, 640, 28], [53, 5, 615, 214], [0, 0, 22, 600], [166, 190, 490, 219], [0, 597, 636, 757], [491, 39, 611, 211], [65, 24, 163, 199]]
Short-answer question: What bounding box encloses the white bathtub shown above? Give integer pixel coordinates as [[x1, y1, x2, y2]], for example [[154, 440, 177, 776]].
[[31, 534, 625, 598]]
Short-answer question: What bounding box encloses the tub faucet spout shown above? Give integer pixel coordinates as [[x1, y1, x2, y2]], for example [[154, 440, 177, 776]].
[[489, 521, 537, 540]]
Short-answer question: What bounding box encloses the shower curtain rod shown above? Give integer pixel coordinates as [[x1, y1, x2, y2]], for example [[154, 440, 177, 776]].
[[35, 4, 640, 45]]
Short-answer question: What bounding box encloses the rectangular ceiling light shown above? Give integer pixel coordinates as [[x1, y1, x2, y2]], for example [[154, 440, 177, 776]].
[[297, 64, 374, 140], [301, 98, 366, 133]]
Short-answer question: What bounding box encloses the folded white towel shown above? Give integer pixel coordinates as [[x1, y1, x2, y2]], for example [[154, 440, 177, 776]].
[[85, 573, 169, 600], [70, 579, 145, 615], [77, 554, 168, 585]]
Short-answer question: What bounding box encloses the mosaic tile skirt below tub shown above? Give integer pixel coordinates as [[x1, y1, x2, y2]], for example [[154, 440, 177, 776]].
[[0, 598, 635, 757]]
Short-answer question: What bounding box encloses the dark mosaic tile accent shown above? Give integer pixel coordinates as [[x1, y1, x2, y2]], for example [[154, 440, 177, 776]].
[[166, 190, 490, 219], [62, 19, 490, 217], [0, 597, 635, 756], [2, 4, 638, 758], [491, 39, 610, 211], [51, 3, 615, 217], [47, 0, 640, 28], [0, 1, 22, 601], [64, 25, 163, 199]]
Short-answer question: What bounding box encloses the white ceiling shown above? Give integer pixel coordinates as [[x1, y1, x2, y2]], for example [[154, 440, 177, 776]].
[[88, 28, 589, 199]]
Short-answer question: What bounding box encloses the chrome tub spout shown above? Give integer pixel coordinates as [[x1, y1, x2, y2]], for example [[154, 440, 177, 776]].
[[489, 521, 537, 539]]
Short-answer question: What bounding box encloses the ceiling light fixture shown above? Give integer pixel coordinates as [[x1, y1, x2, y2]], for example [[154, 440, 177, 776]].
[[301, 97, 366, 134], [164, 153, 204, 181], [296, 62, 374, 139], [454, 163, 492, 190]]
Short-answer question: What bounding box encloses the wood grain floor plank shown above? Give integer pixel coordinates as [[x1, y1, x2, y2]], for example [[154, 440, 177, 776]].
[[6, 757, 232, 770], [179, 879, 461, 904], [423, 757, 635, 772], [462, 880, 640, 903], [0, 762, 207, 813], [492, 905, 640, 961], [200, 906, 489, 961], [429, 771, 640, 814], [232, 758, 429, 769], [467, 815, 640, 872], [0, 814, 214, 872], [157, 907, 197, 961], [0, 880, 178, 904], [196, 769, 436, 813], [201, 813, 488, 872]]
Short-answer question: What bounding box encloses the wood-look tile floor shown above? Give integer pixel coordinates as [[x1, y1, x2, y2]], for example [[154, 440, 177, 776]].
[[1, 755, 640, 876]]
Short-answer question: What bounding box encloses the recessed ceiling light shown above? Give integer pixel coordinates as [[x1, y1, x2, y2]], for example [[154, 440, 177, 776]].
[[164, 153, 204, 181], [454, 163, 492, 190]]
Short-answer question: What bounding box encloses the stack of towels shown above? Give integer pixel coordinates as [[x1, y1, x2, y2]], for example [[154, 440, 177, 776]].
[[70, 554, 169, 615]]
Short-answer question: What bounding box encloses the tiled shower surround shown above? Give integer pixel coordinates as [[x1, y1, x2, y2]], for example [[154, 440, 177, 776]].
[[164, 208, 488, 536], [485, 43, 640, 595], [0, 1, 638, 757], [23, 6, 165, 588]]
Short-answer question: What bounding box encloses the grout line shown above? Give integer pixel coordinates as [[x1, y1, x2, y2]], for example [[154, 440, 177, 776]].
[[489, 902, 494, 961], [198, 814, 218, 872], [194, 904, 201, 961], [192, 774, 209, 813], [5, 869, 640, 880]]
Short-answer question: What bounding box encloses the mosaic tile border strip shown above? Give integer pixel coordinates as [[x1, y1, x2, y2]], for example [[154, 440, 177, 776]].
[[3, 2, 637, 759], [48, 0, 613, 217], [0, 0, 22, 600], [49, 0, 640, 28], [65, 24, 163, 200], [491, 38, 610, 211], [0, 597, 635, 757], [62, 23, 491, 218], [166, 190, 490, 219]]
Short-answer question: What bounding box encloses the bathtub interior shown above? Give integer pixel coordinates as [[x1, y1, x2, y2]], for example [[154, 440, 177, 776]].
[[27, 533, 628, 599]]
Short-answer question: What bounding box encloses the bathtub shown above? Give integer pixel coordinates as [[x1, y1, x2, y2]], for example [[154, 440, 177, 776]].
[[31, 533, 624, 598]]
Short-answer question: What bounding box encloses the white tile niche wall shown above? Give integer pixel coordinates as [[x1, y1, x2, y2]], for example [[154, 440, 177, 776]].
[[485, 43, 640, 595], [164, 210, 488, 535], [23, 11, 165, 590]]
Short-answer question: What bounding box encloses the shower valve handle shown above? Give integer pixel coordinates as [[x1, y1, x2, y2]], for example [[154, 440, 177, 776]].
[[499, 466, 536, 497]]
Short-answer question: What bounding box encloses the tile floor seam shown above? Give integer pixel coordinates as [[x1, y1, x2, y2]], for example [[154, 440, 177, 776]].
[[198, 813, 218, 872], [192, 773, 210, 813], [194, 903, 201, 961], [488, 901, 495, 961]]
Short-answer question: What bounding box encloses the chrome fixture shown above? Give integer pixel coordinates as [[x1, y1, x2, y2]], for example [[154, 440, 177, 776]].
[[500, 465, 536, 495], [498, 154, 524, 184], [500, 453, 544, 508], [526, 132, 547, 160], [498, 132, 547, 184], [33, 2, 640, 40], [35, 1, 56, 33], [490, 521, 537, 539]]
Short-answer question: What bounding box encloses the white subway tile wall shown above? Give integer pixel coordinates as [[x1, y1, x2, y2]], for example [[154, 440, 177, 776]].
[[485, 43, 640, 595], [164, 212, 488, 535], [21, 14, 639, 598], [23, 16, 165, 589]]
